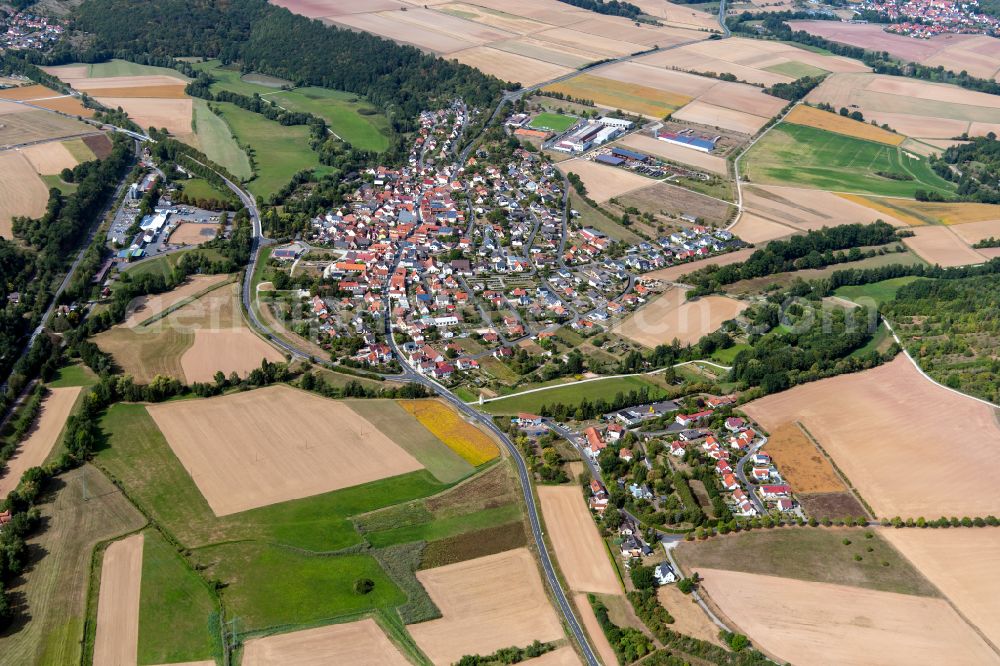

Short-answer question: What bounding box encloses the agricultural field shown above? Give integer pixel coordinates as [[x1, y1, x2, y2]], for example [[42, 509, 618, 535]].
[[408, 548, 565, 665], [837, 194, 1000, 228], [881, 529, 1000, 648], [543, 72, 693, 119], [612, 181, 735, 227], [741, 185, 908, 236], [805, 72, 1000, 140], [191, 99, 252, 179], [784, 105, 904, 146], [241, 618, 410, 666], [833, 276, 923, 307], [696, 568, 997, 665], [613, 287, 747, 348], [481, 375, 667, 415], [0, 466, 145, 665], [397, 399, 499, 466], [146, 385, 425, 516], [537, 485, 621, 595], [615, 132, 728, 175], [558, 157, 650, 203], [901, 225, 987, 267], [95, 280, 283, 384], [787, 21, 1000, 80], [0, 386, 81, 498], [743, 356, 1000, 518], [92, 533, 144, 666], [742, 123, 956, 198]]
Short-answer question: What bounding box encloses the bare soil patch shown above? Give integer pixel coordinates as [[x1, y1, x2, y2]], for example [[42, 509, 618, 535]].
[[730, 212, 795, 243], [167, 222, 219, 245], [0, 151, 49, 237], [0, 386, 81, 498], [698, 568, 999, 665], [744, 356, 1000, 518], [643, 247, 754, 283], [0, 84, 58, 101], [241, 618, 410, 666], [538, 485, 620, 594], [409, 548, 564, 665], [31, 96, 93, 117], [796, 492, 866, 521], [558, 157, 650, 203], [614, 287, 747, 347], [881, 529, 1000, 649], [146, 385, 424, 516], [83, 133, 113, 158], [657, 584, 723, 645], [902, 225, 985, 267], [93, 533, 144, 666], [180, 328, 285, 383], [522, 647, 581, 665], [763, 422, 844, 494]]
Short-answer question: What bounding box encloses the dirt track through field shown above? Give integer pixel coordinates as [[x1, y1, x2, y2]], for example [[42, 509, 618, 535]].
[[698, 568, 999, 665], [147, 385, 424, 516], [122, 274, 229, 328], [242, 618, 410, 666], [0, 386, 81, 499], [744, 356, 1000, 518], [409, 548, 564, 665], [93, 534, 144, 666], [538, 486, 621, 594]]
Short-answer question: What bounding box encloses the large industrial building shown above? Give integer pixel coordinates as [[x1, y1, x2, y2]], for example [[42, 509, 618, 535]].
[[551, 117, 634, 153]]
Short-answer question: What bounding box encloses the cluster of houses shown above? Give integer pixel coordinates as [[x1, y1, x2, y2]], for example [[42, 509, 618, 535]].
[[1, 11, 64, 51], [855, 0, 1000, 37]]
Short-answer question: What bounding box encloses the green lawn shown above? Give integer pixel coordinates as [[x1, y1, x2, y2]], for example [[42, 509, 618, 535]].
[[834, 276, 925, 307], [49, 363, 98, 388], [849, 321, 892, 358], [269, 88, 390, 153], [763, 61, 829, 78], [481, 375, 667, 415], [192, 99, 252, 179], [40, 174, 78, 195], [529, 112, 577, 132], [190, 543, 405, 634], [96, 403, 448, 551], [711, 343, 750, 365], [137, 529, 220, 665], [213, 101, 328, 198], [744, 123, 956, 198], [191, 59, 270, 97], [347, 399, 474, 483], [178, 176, 236, 204], [125, 248, 227, 280]]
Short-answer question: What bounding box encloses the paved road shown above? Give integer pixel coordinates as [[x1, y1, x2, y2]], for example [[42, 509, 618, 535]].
[[733, 436, 768, 514]]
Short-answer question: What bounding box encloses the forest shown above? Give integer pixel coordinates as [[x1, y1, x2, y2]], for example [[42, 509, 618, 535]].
[[936, 136, 1000, 204], [69, 0, 508, 132]]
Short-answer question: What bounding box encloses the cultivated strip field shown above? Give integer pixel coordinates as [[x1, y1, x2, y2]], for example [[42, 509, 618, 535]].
[[538, 485, 621, 594], [93, 534, 144, 666], [146, 385, 424, 515], [241, 618, 410, 666], [785, 104, 904, 145], [698, 568, 999, 665], [614, 287, 747, 348], [902, 225, 986, 267], [409, 548, 565, 665], [0, 386, 81, 498], [743, 356, 1000, 518], [881, 529, 1000, 648]]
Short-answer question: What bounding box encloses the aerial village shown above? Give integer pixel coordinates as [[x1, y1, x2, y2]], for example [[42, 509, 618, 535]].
[[856, 0, 1000, 37]]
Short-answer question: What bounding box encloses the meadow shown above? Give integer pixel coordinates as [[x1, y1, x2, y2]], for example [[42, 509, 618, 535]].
[[744, 123, 955, 198], [192, 99, 252, 179], [482, 375, 667, 414], [834, 276, 924, 306]]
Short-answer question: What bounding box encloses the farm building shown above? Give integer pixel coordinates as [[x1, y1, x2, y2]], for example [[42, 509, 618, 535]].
[[657, 130, 719, 153], [595, 154, 624, 166], [551, 119, 625, 153], [611, 147, 649, 162]]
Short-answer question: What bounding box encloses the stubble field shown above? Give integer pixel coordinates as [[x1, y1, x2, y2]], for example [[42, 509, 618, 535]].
[[146, 385, 425, 516], [538, 485, 621, 594], [558, 157, 650, 203], [743, 356, 1000, 518], [0, 386, 81, 498], [901, 225, 986, 267], [241, 618, 410, 666], [93, 533, 144, 666], [614, 287, 747, 348]]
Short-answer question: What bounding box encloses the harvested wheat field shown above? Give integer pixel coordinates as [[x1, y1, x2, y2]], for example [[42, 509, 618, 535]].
[[902, 225, 985, 267], [745, 185, 901, 231], [93, 533, 144, 666], [451, 46, 571, 86], [672, 101, 770, 135], [273, 0, 405, 18], [147, 384, 424, 516], [409, 548, 564, 665], [881, 529, 1000, 648], [0, 386, 81, 498], [629, 0, 720, 30], [657, 584, 723, 645], [558, 157, 649, 203], [167, 222, 219, 245], [543, 72, 692, 118], [398, 399, 499, 465], [122, 274, 229, 328], [329, 11, 477, 53], [0, 109, 92, 147], [838, 195, 1000, 229], [72, 74, 187, 95], [698, 568, 998, 665], [19, 141, 79, 174], [949, 219, 1000, 246], [521, 647, 581, 666], [614, 287, 747, 348], [241, 618, 409, 666], [785, 105, 904, 145], [763, 422, 845, 494], [180, 328, 284, 383], [0, 84, 59, 101], [743, 356, 1000, 518], [730, 212, 795, 243], [643, 248, 755, 283], [0, 151, 49, 237], [617, 133, 727, 175], [538, 486, 620, 594], [574, 593, 619, 666], [95, 97, 193, 140]]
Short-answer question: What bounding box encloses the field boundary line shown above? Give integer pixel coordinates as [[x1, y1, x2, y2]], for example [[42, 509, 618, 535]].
[[135, 276, 236, 328], [795, 421, 876, 520]]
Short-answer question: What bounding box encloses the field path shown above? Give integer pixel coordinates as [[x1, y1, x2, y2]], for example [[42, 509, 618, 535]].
[[93, 533, 144, 666]]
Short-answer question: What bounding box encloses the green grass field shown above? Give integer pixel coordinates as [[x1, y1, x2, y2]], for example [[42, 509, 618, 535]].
[[366, 505, 522, 548], [213, 101, 330, 198], [178, 176, 235, 204], [676, 528, 938, 597], [529, 112, 577, 132], [711, 343, 750, 365], [834, 276, 925, 307], [482, 375, 667, 414], [49, 363, 98, 388], [86, 59, 191, 81], [744, 123, 955, 198], [124, 247, 227, 280], [40, 174, 78, 196], [192, 99, 252, 179], [137, 530, 220, 665], [763, 61, 829, 78]]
